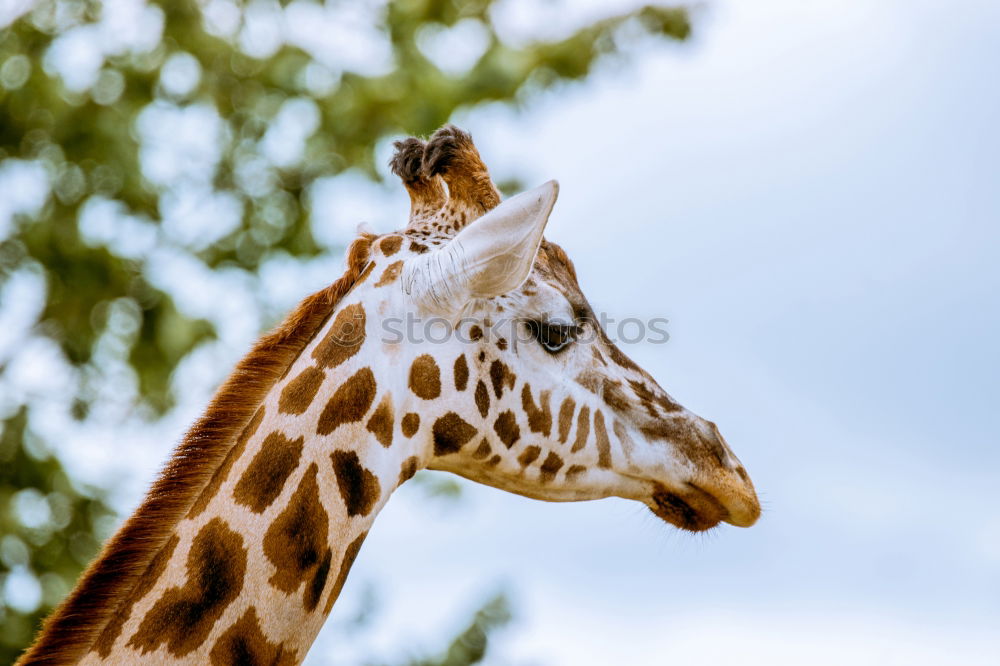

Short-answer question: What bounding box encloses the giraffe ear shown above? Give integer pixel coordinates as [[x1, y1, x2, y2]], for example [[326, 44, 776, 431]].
[[403, 180, 559, 314]]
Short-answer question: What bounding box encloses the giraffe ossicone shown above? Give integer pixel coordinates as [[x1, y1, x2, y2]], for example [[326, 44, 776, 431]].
[[20, 125, 760, 666]]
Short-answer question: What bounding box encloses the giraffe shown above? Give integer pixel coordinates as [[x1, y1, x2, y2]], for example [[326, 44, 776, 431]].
[[20, 125, 760, 665]]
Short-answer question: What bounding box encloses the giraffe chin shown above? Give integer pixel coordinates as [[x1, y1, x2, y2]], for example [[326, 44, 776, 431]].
[[649, 483, 729, 532]]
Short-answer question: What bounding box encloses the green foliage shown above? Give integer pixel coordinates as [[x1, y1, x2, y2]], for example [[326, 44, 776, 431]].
[[0, 408, 116, 662], [401, 593, 512, 666], [0, 0, 689, 661]]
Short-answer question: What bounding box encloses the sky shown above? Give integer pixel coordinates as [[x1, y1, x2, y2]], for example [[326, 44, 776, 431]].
[[3, 0, 999, 664]]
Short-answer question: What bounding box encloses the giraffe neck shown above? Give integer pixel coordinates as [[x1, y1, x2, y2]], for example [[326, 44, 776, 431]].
[[94, 351, 419, 662], [84, 277, 424, 664]]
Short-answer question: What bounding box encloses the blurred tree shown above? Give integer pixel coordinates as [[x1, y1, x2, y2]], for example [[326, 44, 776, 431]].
[[0, 0, 690, 662], [399, 593, 511, 666]]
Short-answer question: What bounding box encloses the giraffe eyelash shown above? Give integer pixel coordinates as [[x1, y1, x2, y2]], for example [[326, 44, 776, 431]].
[[524, 319, 580, 354]]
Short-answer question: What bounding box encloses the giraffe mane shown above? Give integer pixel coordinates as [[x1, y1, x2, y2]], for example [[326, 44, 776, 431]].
[[17, 234, 376, 666]]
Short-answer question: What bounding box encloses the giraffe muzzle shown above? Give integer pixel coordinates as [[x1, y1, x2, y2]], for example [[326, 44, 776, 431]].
[[643, 419, 761, 531], [702, 426, 761, 528], [649, 472, 760, 531]]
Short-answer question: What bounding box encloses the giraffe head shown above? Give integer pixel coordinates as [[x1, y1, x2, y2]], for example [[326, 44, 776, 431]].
[[345, 126, 759, 532]]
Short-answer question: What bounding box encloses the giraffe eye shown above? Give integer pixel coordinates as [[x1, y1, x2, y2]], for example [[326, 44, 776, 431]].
[[525, 320, 578, 354]]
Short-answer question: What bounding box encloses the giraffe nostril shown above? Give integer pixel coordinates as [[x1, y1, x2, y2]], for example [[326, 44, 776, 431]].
[[735, 465, 749, 482]]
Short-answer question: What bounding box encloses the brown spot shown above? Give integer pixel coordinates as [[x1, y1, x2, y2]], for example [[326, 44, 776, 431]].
[[323, 531, 368, 614], [602, 379, 631, 413], [263, 464, 331, 611], [316, 367, 376, 435], [366, 395, 394, 448], [474, 380, 490, 418], [592, 347, 607, 366], [489, 360, 504, 398], [489, 360, 515, 399], [307, 548, 334, 613], [594, 409, 612, 468], [604, 336, 643, 373], [331, 450, 381, 517], [469, 325, 483, 341], [566, 464, 587, 481], [493, 411, 520, 449], [379, 235, 403, 256], [355, 260, 375, 285], [127, 519, 247, 656], [398, 456, 419, 484], [233, 431, 305, 513], [209, 606, 297, 666], [453, 354, 469, 392], [574, 371, 601, 395], [521, 384, 552, 436], [279, 366, 325, 415], [478, 351, 486, 362], [557, 397, 575, 444], [472, 439, 491, 460], [374, 260, 403, 287], [539, 451, 564, 482], [641, 420, 714, 468], [95, 534, 179, 656], [629, 378, 682, 415], [409, 241, 428, 254], [409, 354, 441, 400], [487, 454, 502, 467], [571, 405, 591, 453], [432, 412, 478, 456], [496, 338, 508, 351], [188, 406, 265, 519], [613, 419, 636, 460], [518, 445, 541, 467], [401, 412, 420, 437], [313, 302, 366, 369]]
